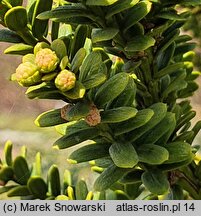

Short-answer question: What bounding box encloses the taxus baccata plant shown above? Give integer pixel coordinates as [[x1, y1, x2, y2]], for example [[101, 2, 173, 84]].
[[1, 0, 201, 200]]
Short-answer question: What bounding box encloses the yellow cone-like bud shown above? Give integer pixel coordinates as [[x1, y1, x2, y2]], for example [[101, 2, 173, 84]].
[[35, 48, 59, 73], [55, 70, 76, 92], [15, 62, 41, 87]]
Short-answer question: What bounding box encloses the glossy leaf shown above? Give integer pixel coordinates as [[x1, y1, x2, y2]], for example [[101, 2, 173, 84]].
[[7, 186, 31, 197], [0, 29, 22, 43], [142, 169, 170, 195], [164, 142, 194, 164], [106, 0, 140, 19], [86, 0, 118, 6], [137, 144, 169, 165], [5, 6, 28, 31], [94, 164, 129, 191], [109, 142, 139, 168], [55, 120, 90, 136], [13, 156, 30, 185], [64, 102, 90, 121], [95, 72, 129, 107], [120, 169, 143, 184], [53, 128, 100, 149], [37, 5, 91, 20], [128, 103, 167, 142], [28, 177, 47, 199], [92, 28, 119, 43], [79, 51, 102, 81], [4, 140, 13, 166], [101, 107, 138, 123], [114, 109, 154, 136], [125, 35, 155, 52], [63, 81, 86, 100], [69, 143, 110, 164], [75, 180, 88, 200], [51, 38, 67, 60], [82, 73, 107, 89], [47, 165, 60, 197], [32, 0, 53, 38], [123, 1, 152, 32], [34, 109, 67, 127]]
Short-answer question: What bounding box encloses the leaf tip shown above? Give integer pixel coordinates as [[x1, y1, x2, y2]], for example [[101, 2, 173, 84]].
[[67, 159, 77, 164], [52, 145, 59, 150], [34, 117, 40, 127]]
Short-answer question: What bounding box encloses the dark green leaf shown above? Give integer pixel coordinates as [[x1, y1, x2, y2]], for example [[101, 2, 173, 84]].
[[94, 164, 130, 191], [28, 177, 48, 199], [86, 0, 118, 6], [106, 0, 140, 19], [54, 128, 100, 149], [92, 28, 119, 43], [37, 5, 91, 20], [101, 107, 138, 123], [0, 29, 22, 43], [163, 142, 194, 164], [123, 1, 152, 33], [125, 35, 155, 51], [142, 169, 170, 195], [69, 143, 110, 163], [5, 6, 28, 31], [137, 144, 169, 165], [109, 142, 139, 168]]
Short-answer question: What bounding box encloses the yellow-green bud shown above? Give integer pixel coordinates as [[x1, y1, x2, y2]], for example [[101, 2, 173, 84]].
[[35, 48, 59, 73], [15, 62, 41, 87], [55, 70, 76, 92], [34, 42, 50, 55]]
